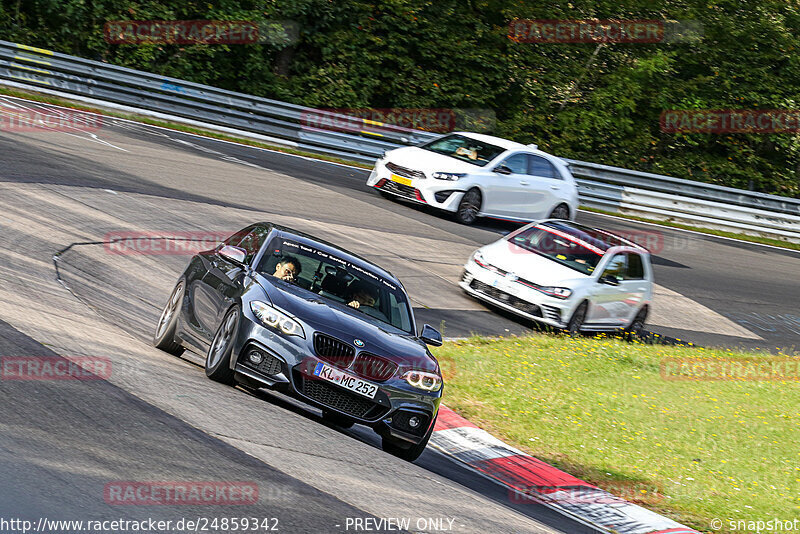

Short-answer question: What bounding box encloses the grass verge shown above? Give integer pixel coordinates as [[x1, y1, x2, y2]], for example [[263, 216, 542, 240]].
[[433, 334, 800, 532]]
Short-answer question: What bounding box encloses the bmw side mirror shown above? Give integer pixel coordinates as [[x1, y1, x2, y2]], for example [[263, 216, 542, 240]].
[[493, 164, 513, 175], [600, 274, 620, 286], [419, 324, 443, 346], [218, 245, 247, 265]]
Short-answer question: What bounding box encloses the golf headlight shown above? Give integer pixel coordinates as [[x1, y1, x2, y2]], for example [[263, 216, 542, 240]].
[[471, 250, 489, 269], [250, 301, 305, 338], [402, 370, 442, 392], [433, 172, 466, 181], [538, 286, 572, 299]]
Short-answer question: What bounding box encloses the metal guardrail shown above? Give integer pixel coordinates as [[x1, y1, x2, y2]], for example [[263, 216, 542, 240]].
[[1, 39, 799, 243]]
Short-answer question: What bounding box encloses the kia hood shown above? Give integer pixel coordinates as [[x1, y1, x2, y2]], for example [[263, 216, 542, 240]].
[[384, 146, 492, 174], [478, 239, 592, 286]]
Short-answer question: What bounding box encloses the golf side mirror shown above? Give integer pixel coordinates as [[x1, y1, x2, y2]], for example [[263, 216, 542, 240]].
[[600, 274, 620, 286]]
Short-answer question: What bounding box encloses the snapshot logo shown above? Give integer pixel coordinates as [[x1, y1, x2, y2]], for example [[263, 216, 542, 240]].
[[104, 481, 258, 505], [300, 108, 496, 134], [104, 231, 234, 256], [661, 357, 800, 381], [661, 109, 800, 134], [1, 356, 111, 380], [0, 106, 101, 132], [508, 19, 702, 44], [104, 20, 299, 46]]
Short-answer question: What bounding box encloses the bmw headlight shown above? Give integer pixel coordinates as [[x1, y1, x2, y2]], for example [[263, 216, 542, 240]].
[[402, 370, 443, 392], [250, 301, 305, 338], [432, 172, 466, 181], [538, 287, 573, 299]]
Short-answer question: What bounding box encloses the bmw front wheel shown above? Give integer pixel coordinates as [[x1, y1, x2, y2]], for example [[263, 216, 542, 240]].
[[205, 306, 240, 385]]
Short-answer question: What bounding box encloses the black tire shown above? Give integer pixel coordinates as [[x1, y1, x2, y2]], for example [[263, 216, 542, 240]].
[[153, 280, 185, 356], [455, 189, 481, 225], [549, 203, 570, 220], [566, 301, 588, 337], [205, 306, 239, 385], [381, 413, 437, 462], [322, 410, 354, 429], [625, 306, 648, 342]]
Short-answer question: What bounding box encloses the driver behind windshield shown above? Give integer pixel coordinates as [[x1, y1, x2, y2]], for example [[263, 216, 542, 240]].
[[346, 280, 378, 309], [273, 256, 302, 282]]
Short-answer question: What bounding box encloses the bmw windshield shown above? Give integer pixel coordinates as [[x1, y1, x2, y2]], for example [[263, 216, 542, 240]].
[[421, 134, 505, 167], [258, 237, 414, 333]]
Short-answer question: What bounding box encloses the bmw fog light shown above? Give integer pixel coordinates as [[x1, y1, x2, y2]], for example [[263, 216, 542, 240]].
[[408, 416, 421, 429], [248, 350, 264, 365]]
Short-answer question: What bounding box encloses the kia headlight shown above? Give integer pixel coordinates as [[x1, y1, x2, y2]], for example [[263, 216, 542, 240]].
[[402, 370, 443, 392], [250, 301, 305, 338], [432, 172, 466, 181]]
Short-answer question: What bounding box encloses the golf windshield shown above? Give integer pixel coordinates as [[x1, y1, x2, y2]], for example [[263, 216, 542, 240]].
[[508, 223, 607, 275], [259, 238, 413, 333], [421, 134, 505, 166]]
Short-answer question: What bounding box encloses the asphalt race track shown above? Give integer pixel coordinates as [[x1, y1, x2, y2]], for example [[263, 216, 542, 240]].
[[0, 96, 798, 533]]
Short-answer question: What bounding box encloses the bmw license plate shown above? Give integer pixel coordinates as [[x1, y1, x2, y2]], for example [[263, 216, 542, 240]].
[[313, 362, 378, 399], [390, 173, 413, 187]]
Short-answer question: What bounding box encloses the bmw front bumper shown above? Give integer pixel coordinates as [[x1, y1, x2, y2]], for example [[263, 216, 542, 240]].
[[229, 316, 441, 445]]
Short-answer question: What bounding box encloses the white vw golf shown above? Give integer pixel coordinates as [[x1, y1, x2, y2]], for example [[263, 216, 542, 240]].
[[460, 220, 653, 335], [366, 132, 579, 224]]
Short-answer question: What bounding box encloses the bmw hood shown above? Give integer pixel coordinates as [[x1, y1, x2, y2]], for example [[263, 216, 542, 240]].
[[255, 275, 438, 372], [478, 240, 591, 286], [384, 147, 488, 175]]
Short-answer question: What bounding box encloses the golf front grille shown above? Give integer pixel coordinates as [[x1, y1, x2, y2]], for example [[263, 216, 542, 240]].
[[314, 333, 355, 369], [470, 279, 542, 317], [301, 377, 386, 419]]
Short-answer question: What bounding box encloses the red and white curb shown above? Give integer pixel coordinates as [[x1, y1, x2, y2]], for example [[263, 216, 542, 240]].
[[430, 406, 699, 534]]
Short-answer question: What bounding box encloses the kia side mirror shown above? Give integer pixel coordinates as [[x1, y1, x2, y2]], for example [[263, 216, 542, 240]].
[[493, 165, 513, 175]]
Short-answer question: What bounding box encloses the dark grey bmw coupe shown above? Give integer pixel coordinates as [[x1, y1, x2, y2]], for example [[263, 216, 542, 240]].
[[153, 222, 444, 461]]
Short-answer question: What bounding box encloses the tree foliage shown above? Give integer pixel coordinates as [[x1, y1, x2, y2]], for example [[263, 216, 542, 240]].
[[1, 0, 798, 196]]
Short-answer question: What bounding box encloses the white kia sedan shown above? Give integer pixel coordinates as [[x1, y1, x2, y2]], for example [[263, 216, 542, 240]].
[[366, 132, 579, 224], [460, 220, 653, 335]]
